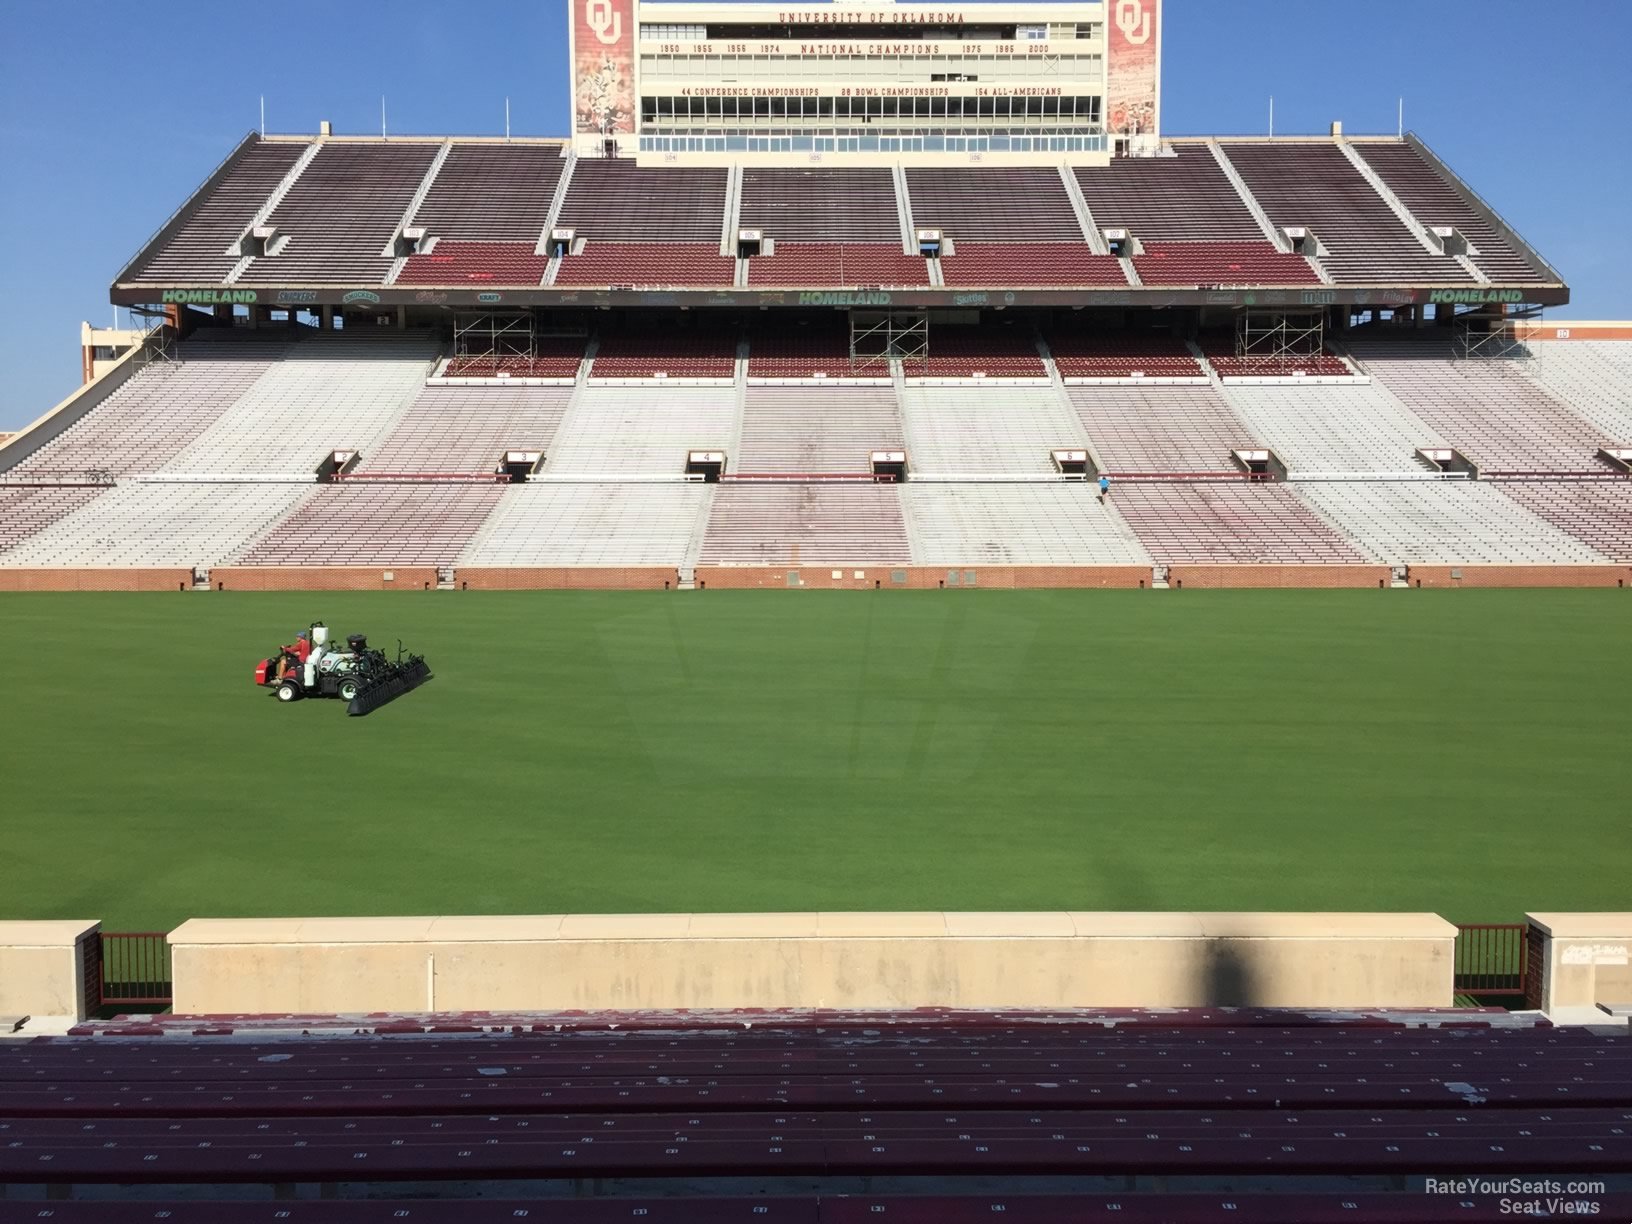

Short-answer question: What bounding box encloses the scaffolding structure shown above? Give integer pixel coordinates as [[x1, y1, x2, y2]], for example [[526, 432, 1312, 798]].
[[1233, 309, 1324, 368], [129, 307, 181, 369], [850, 310, 928, 373], [1454, 305, 1541, 362], [453, 312, 537, 367]]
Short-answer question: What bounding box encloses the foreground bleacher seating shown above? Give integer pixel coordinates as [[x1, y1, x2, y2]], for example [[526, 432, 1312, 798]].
[[2, 1010, 1627, 1210], [701, 482, 911, 565], [1113, 483, 1374, 564], [1048, 331, 1204, 380], [1068, 385, 1257, 474], [1353, 338, 1612, 473], [906, 482, 1152, 566], [460, 482, 712, 568], [237, 484, 506, 567], [590, 328, 737, 380], [907, 324, 1046, 379], [747, 320, 885, 380], [737, 387, 904, 473], [1496, 479, 1632, 562], [361, 385, 572, 474]]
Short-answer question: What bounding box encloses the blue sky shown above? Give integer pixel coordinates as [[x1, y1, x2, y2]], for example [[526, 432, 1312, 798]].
[[1, 0, 1628, 428]]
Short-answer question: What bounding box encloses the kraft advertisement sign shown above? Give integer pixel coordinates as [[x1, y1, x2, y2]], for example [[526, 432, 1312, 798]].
[[573, 0, 636, 136], [1108, 0, 1159, 138]]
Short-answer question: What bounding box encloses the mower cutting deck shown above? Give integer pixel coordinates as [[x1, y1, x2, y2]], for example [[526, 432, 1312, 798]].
[[255, 622, 433, 716]]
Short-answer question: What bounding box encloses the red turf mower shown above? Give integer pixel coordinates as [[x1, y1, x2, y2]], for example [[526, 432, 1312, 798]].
[[255, 622, 432, 716]]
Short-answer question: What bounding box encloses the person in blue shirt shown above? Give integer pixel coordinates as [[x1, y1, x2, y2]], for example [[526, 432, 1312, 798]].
[[1098, 473, 1111, 503]]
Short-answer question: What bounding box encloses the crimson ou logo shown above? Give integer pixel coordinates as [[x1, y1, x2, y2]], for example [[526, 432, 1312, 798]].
[[1115, 0, 1152, 45], [585, 0, 623, 45]]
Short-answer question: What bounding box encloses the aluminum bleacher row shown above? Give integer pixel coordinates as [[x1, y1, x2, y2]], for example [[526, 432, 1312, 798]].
[[1, 1011, 1628, 1212], [3, 329, 1628, 573], [116, 136, 1559, 292]]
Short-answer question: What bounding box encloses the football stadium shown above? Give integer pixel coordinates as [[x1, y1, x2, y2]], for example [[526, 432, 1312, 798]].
[[1, 0, 1630, 1218]]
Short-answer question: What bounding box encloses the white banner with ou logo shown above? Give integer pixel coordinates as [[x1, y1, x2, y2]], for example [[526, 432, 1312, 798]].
[[1108, 0, 1160, 139], [571, 0, 636, 135]]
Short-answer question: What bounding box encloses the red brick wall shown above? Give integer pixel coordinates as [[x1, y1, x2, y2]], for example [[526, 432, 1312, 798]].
[[1407, 564, 1632, 589], [0, 568, 191, 592], [212, 567, 439, 592], [457, 567, 674, 590], [693, 566, 1150, 590], [1168, 565, 1393, 589]]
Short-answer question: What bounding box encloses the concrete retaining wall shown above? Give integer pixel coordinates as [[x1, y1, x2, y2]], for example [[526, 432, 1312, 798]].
[[168, 912, 1457, 1014], [211, 567, 440, 591], [457, 567, 674, 590], [1168, 565, 1393, 589], [0, 921, 100, 1021], [1406, 565, 1631, 589], [0, 569, 191, 592], [694, 566, 1150, 590], [1526, 912, 1632, 1014]]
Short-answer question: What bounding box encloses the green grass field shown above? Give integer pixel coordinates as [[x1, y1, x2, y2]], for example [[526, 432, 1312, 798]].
[[1, 590, 1626, 929]]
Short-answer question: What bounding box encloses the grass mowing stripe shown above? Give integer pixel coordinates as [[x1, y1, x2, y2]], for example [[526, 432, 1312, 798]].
[[0, 589, 1625, 928]]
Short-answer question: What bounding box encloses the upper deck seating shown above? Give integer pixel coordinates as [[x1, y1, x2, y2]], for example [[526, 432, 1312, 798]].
[[940, 243, 1126, 287], [239, 143, 440, 285], [1075, 145, 1265, 242], [1355, 142, 1552, 283], [407, 142, 565, 242], [740, 168, 902, 243], [746, 244, 928, 287], [1068, 385, 1257, 473], [1222, 143, 1474, 285], [904, 168, 1086, 242], [397, 242, 550, 285], [908, 324, 1046, 379], [590, 328, 737, 380], [1352, 337, 1612, 473], [1113, 483, 1375, 564], [555, 160, 727, 242], [1047, 332, 1204, 379], [126, 140, 307, 284], [554, 242, 735, 287], [1133, 241, 1321, 286]]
